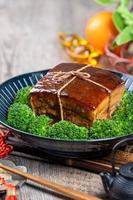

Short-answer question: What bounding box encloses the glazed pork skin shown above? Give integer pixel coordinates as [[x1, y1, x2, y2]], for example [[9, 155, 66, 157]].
[[30, 63, 125, 127]]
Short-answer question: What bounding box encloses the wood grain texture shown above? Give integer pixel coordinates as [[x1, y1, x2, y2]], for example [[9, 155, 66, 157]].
[[0, 0, 111, 199], [7, 155, 106, 200], [0, 163, 102, 200]]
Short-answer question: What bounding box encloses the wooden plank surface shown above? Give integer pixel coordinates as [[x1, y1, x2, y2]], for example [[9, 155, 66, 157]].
[[0, 0, 111, 199]]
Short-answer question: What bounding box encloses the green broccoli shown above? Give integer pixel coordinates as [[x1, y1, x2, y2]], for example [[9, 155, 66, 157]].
[[89, 91, 133, 139], [7, 103, 34, 131], [88, 119, 113, 139], [7, 89, 133, 140], [28, 115, 52, 136], [112, 91, 133, 121], [88, 119, 129, 139], [45, 120, 88, 140], [14, 86, 32, 105]]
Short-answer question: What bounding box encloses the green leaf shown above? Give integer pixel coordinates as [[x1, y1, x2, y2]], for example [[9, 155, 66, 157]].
[[117, 4, 133, 24], [112, 25, 133, 46], [95, 0, 116, 5], [112, 11, 126, 32], [121, 0, 130, 7]]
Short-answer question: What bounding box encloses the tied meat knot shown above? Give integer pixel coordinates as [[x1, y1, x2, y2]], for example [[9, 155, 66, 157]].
[[52, 70, 91, 83]]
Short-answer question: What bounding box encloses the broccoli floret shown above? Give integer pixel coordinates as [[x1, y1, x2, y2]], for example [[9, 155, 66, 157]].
[[7, 103, 34, 131], [121, 91, 133, 106], [7, 89, 133, 140], [112, 91, 133, 121], [88, 119, 113, 139], [14, 86, 32, 105], [88, 119, 129, 139], [46, 120, 88, 140], [89, 91, 133, 139], [28, 115, 52, 136]]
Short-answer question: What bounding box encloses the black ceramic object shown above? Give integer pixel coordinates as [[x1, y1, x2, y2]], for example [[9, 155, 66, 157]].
[[100, 137, 133, 200], [0, 69, 133, 158]]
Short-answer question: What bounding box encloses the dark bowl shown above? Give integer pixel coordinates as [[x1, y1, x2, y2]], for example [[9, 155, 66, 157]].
[[0, 69, 133, 158]]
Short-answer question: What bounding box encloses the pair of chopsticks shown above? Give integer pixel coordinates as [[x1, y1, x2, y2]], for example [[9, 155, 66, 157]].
[[0, 163, 101, 200]]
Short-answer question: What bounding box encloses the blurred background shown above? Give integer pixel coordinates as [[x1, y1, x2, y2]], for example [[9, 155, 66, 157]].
[[0, 0, 111, 82]]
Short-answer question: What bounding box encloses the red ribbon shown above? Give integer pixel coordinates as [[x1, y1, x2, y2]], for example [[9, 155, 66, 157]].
[[0, 130, 13, 158], [0, 129, 17, 199]]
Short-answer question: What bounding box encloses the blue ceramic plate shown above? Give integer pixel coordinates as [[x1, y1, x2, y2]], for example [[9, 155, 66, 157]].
[[0, 69, 133, 158]]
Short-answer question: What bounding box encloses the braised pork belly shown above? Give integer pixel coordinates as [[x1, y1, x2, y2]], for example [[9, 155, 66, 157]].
[[30, 63, 125, 128]]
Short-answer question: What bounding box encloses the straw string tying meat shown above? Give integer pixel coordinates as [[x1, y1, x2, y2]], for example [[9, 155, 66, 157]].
[[52, 65, 111, 120]]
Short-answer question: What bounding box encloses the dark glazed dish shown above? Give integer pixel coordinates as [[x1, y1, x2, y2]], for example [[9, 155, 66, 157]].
[[0, 67, 133, 158]]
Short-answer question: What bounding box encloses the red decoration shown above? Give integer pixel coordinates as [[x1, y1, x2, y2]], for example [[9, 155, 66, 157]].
[[105, 44, 133, 74], [5, 196, 18, 200], [0, 177, 18, 200], [0, 130, 13, 158], [5, 184, 18, 200], [0, 129, 17, 199]]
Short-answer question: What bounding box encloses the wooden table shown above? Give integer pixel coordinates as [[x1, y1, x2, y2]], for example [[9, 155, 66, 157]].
[[0, 0, 110, 199]]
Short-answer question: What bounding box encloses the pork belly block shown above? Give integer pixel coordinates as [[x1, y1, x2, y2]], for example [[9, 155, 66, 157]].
[[30, 63, 125, 127]]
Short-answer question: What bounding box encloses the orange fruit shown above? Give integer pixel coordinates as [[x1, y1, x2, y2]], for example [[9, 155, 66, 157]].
[[85, 11, 118, 53]]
